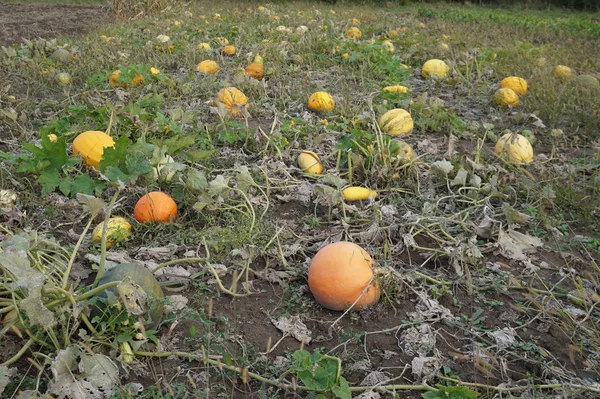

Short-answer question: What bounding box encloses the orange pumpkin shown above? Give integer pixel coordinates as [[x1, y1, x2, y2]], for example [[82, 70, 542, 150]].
[[222, 45, 236, 55], [134, 192, 177, 223], [216, 87, 249, 117], [308, 241, 380, 311], [109, 70, 144, 88], [244, 63, 265, 80], [197, 60, 220, 74]]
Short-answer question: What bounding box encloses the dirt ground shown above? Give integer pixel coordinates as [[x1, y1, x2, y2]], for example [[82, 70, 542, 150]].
[[0, 3, 112, 47]]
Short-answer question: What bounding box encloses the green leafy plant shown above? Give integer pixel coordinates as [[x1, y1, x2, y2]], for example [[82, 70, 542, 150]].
[[290, 350, 351, 399], [422, 385, 478, 399]]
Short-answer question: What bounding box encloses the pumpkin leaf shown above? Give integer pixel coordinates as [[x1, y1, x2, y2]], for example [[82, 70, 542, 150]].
[[0, 366, 16, 396], [0, 250, 55, 326], [76, 193, 106, 217], [430, 160, 454, 177], [272, 316, 312, 344], [497, 229, 543, 261], [185, 168, 208, 191], [502, 203, 531, 224], [208, 175, 231, 197], [235, 165, 255, 193], [331, 377, 351, 399], [49, 348, 118, 399]]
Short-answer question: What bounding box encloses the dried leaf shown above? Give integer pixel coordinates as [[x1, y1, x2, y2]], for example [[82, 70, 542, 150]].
[[76, 193, 106, 217], [430, 160, 454, 176], [497, 229, 543, 261], [272, 316, 312, 344], [502, 203, 531, 224], [235, 165, 255, 193], [451, 167, 469, 187], [0, 366, 16, 396], [208, 175, 231, 197]]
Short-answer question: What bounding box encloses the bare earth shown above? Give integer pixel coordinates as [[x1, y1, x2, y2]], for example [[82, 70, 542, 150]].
[[0, 3, 112, 47]]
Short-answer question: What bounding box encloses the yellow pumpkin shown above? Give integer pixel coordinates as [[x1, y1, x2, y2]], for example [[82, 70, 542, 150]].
[[500, 77, 528, 96], [383, 85, 409, 94], [217, 87, 249, 117], [92, 217, 132, 248], [342, 187, 377, 201], [421, 59, 450, 79], [253, 55, 264, 65], [222, 45, 236, 55], [388, 30, 399, 38], [495, 133, 533, 164], [72, 131, 115, 169], [297, 151, 324, 174], [382, 41, 395, 53], [393, 140, 416, 162], [494, 88, 519, 107], [378, 109, 414, 136], [346, 27, 362, 40], [553, 65, 574, 80], [197, 42, 211, 51], [308, 92, 335, 112], [197, 60, 220, 74], [244, 63, 265, 80]]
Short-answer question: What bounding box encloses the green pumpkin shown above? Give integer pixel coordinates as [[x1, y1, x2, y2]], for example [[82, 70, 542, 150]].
[[90, 263, 164, 330]]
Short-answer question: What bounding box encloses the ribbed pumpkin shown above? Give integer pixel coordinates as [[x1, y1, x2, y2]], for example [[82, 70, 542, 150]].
[[222, 45, 236, 55], [91, 263, 164, 329], [197, 60, 220, 74], [422, 59, 450, 79], [494, 88, 519, 107], [553, 65, 574, 80], [134, 192, 177, 223], [378, 109, 414, 136], [500, 77, 528, 96], [383, 85, 409, 94], [216, 87, 249, 117], [308, 91, 335, 112], [92, 217, 132, 248], [308, 241, 380, 311], [72, 131, 115, 169], [495, 133, 533, 164], [244, 63, 265, 80], [56, 72, 72, 86], [297, 151, 324, 174], [346, 27, 362, 40]]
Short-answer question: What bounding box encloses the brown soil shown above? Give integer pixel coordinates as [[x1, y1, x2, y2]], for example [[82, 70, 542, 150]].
[[0, 3, 112, 47]]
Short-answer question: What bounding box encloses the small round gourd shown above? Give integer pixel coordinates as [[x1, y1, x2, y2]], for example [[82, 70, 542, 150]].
[[134, 192, 177, 223], [572, 74, 599, 90], [197, 60, 220, 74], [216, 87, 249, 117], [72, 131, 115, 169], [297, 151, 324, 174], [92, 217, 132, 248], [378, 109, 414, 136], [495, 133, 533, 165], [393, 140, 416, 162], [91, 263, 164, 329], [56, 72, 72, 86], [500, 77, 528, 96], [422, 59, 450, 79], [308, 242, 379, 311], [308, 92, 335, 112], [494, 88, 519, 107]]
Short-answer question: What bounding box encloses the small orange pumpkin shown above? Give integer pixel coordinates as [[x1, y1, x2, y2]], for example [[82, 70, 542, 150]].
[[134, 192, 177, 223], [244, 63, 265, 80], [216, 87, 249, 117], [197, 60, 220, 74], [308, 241, 380, 311], [222, 45, 236, 55]]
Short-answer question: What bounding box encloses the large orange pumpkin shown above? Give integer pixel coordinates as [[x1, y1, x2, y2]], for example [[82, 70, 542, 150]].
[[308, 241, 380, 311], [72, 131, 115, 169], [134, 192, 177, 223]]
